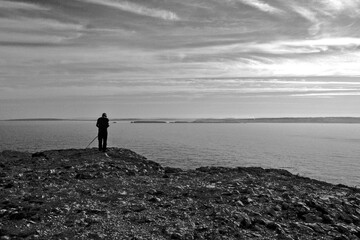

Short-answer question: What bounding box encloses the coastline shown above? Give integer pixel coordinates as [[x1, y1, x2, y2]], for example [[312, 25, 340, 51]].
[[0, 148, 359, 239]]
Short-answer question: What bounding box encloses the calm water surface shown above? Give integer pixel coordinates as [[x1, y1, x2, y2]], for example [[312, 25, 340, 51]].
[[0, 121, 359, 187]]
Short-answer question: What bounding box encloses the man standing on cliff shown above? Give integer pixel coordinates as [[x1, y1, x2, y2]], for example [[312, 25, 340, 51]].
[[96, 113, 109, 152]]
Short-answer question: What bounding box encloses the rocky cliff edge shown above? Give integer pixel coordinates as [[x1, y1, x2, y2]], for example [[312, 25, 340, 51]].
[[0, 148, 359, 240]]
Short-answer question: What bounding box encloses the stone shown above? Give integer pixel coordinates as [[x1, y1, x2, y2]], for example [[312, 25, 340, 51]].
[[267, 207, 277, 217], [305, 223, 325, 233], [147, 189, 164, 196], [277, 233, 294, 240], [236, 200, 244, 207], [148, 197, 161, 203], [336, 224, 349, 234], [322, 214, 335, 224], [281, 202, 290, 210], [274, 205, 282, 211], [170, 232, 183, 239], [295, 202, 310, 215], [266, 221, 282, 231], [303, 213, 323, 223], [75, 172, 95, 179], [87, 233, 106, 239], [237, 212, 252, 228], [339, 212, 353, 224], [333, 235, 350, 240]]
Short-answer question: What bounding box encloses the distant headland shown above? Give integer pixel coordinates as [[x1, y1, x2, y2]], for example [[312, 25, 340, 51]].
[[4, 118, 66, 121], [191, 117, 360, 124]]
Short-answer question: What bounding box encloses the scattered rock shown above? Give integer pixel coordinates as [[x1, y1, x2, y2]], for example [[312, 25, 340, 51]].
[[75, 172, 95, 179], [147, 197, 161, 203], [303, 213, 323, 223]]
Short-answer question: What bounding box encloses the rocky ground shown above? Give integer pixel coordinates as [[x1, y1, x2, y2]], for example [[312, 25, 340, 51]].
[[0, 148, 359, 240]]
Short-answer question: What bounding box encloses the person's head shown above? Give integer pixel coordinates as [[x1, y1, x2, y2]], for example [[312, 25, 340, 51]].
[[102, 113, 107, 118]]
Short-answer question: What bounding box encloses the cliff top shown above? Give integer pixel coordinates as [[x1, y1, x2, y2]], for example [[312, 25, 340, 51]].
[[0, 148, 359, 239]]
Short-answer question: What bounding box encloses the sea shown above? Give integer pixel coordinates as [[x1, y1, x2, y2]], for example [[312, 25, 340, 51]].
[[0, 121, 359, 187]]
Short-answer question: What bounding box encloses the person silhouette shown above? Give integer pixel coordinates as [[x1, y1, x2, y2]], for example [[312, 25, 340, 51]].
[[96, 113, 109, 152]]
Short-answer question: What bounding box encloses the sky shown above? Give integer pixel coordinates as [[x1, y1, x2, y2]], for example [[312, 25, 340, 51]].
[[1, 0, 360, 119]]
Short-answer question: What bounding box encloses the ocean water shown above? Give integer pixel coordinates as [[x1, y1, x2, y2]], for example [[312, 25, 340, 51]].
[[0, 121, 359, 187]]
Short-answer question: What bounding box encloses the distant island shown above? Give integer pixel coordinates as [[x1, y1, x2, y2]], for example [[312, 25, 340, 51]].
[[4, 117, 360, 124], [131, 120, 167, 123], [4, 118, 65, 121]]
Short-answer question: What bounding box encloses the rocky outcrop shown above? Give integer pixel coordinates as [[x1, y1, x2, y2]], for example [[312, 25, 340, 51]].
[[0, 148, 359, 239]]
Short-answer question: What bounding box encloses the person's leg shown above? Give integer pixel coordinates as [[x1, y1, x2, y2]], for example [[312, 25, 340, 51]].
[[98, 135, 103, 151], [103, 132, 108, 152]]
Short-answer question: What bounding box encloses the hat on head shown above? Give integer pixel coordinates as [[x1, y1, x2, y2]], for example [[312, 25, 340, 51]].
[[102, 113, 107, 117]]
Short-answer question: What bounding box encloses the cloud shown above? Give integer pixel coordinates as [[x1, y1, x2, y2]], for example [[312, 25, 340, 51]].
[[289, 3, 319, 25], [319, 0, 360, 14], [285, 1, 360, 36], [80, 0, 180, 21], [236, 0, 284, 15], [291, 92, 360, 97], [225, 37, 360, 55], [0, 17, 84, 45], [0, 17, 84, 31], [3, 76, 359, 100], [2, 0, 360, 96], [165, 36, 360, 65], [0, 0, 49, 10]]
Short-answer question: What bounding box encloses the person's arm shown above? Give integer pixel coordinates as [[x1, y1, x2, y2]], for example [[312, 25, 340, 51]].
[[96, 119, 99, 128]]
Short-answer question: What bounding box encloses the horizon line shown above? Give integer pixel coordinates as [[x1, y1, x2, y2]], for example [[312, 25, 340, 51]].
[[3, 116, 360, 121]]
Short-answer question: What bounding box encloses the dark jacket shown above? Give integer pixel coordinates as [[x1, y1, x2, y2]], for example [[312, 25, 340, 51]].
[[96, 117, 109, 132]]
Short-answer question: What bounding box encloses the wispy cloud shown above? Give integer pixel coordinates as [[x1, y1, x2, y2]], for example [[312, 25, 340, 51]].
[[0, 0, 49, 10], [319, 0, 360, 14], [291, 5, 318, 23], [0, 18, 83, 31], [247, 37, 360, 55], [236, 0, 284, 15], [286, 0, 360, 36], [0, 17, 84, 45], [292, 92, 360, 97], [80, 0, 180, 21]]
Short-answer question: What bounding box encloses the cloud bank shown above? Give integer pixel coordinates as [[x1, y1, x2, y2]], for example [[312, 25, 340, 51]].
[[2, 0, 360, 118]]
